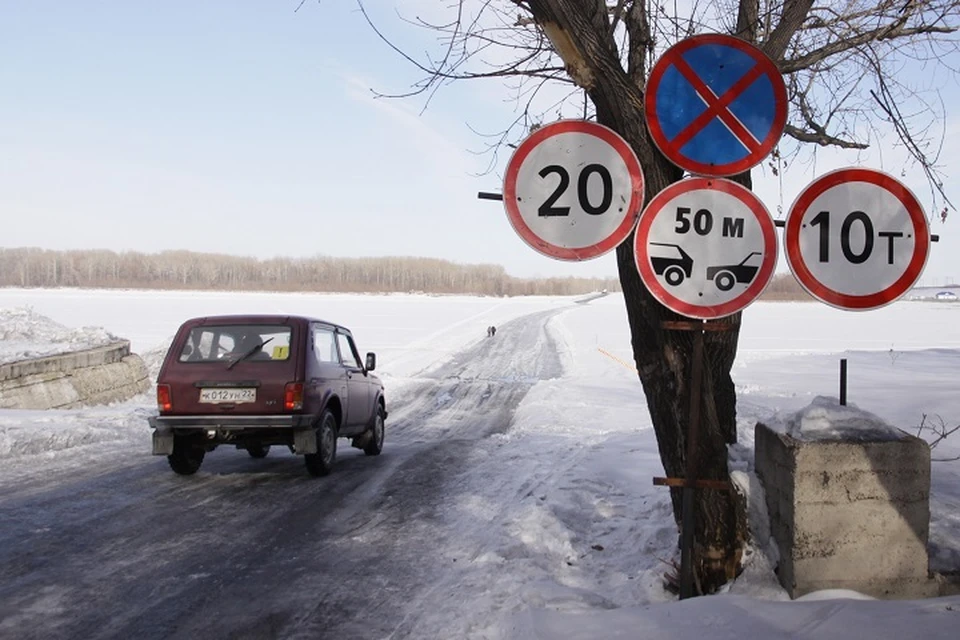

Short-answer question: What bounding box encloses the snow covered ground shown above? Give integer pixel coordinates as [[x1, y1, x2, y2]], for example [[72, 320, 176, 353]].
[[0, 287, 958, 638], [0, 306, 120, 365]]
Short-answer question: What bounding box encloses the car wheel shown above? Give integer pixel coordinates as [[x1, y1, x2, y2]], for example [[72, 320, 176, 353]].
[[247, 443, 270, 459], [168, 437, 205, 475], [714, 271, 736, 292], [664, 266, 685, 286], [363, 407, 385, 456], [305, 410, 338, 477]]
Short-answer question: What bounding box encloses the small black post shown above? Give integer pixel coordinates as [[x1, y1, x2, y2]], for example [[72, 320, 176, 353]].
[[839, 358, 847, 406]]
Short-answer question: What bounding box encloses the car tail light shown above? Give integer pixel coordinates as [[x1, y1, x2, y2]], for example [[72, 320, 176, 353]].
[[157, 384, 172, 412], [284, 382, 304, 411]]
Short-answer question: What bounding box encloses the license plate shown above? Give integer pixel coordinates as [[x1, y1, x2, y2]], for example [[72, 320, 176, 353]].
[[199, 388, 257, 404]]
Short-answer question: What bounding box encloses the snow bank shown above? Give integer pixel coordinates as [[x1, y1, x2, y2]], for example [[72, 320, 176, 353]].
[[504, 592, 960, 639], [0, 404, 153, 461], [0, 306, 120, 365]]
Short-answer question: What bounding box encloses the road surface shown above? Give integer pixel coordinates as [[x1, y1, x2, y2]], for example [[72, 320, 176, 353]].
[[0, 308, 571, 639]]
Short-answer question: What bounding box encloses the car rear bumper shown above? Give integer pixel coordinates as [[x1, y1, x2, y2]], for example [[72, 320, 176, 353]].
[[149, 414, 316, 455], [149, 414, 313, 430]]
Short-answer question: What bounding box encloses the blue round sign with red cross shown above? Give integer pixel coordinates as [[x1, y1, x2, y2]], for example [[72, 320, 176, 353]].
[[645, 34, 787, 177]]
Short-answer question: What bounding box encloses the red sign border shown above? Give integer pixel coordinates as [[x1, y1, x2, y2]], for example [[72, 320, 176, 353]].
[[634, 177, 778, 319], [645, 33, 787, 177], [784, 168, 930, 311], [503, 120, 645, 261]]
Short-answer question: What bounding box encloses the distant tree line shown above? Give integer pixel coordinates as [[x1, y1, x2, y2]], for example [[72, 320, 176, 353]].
[[760, 273, 814, 301], [0, 248, 624, 296], [0, 247, 813, 299]]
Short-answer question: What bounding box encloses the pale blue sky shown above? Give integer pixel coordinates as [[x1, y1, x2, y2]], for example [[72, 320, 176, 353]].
[[2, 1, 958, 283]]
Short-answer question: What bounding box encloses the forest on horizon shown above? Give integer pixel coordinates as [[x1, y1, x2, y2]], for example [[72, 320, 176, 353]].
[[0, 247, 812, 299]]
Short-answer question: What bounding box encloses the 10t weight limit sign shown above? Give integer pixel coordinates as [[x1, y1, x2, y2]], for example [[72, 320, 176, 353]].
[[503, 120, 645, 261], [785, 168, 930, 310]]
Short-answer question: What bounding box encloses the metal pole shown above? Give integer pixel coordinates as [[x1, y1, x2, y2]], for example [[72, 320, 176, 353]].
[[679, 323, 705, 599], [839, 358, 847, 406]]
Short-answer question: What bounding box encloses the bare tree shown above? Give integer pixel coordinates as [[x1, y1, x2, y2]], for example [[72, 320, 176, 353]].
[[351, 0, 960, 592]]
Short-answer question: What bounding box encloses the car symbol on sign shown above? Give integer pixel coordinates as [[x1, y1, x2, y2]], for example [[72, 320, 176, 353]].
[[650, 243, 694, 286], [706, 252, 761, 291]]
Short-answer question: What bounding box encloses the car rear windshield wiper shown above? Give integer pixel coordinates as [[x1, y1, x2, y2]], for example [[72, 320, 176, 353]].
[[227, 337, 274, 370]]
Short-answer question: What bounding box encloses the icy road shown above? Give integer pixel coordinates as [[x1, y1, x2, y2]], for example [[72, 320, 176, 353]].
[[0, 309, 577, 639], [5, 291, 960, 639]]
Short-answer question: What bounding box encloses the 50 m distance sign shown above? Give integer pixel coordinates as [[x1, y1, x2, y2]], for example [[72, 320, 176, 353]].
[[634, 177, 777, 319], [503, 120, 645, 261]]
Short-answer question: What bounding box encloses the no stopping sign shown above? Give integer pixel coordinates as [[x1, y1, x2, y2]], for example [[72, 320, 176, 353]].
[[503, 120, 645, 261]]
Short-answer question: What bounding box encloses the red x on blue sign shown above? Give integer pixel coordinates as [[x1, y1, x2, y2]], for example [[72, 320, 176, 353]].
[[645, 34, 787, 177]]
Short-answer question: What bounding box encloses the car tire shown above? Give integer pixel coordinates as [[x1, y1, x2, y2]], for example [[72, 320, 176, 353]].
[[305, 410, 338, 477], [714, 271, 736, 292], [168, 437, 205, 475], [363, 407, 385, 456], [664, 266, 685, 286], [247, 443, 270, 459]]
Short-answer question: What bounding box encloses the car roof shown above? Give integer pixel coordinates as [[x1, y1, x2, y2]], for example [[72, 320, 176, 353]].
[[181, 314, 349, 331]]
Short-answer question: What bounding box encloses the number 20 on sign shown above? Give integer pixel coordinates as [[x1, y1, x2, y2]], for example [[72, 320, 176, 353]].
[[784, 168, 930, 311], [503, 120, 645, 261]]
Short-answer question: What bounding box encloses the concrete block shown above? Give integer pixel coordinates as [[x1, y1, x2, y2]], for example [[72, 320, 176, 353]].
[[0, 373, 81, 410], [0, 343, 150, 410], [755, 409, 936, 600], [0, 341, 129, 381]]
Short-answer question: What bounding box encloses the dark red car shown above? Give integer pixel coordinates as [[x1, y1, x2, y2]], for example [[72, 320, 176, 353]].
[[148, 314, 386, 477]]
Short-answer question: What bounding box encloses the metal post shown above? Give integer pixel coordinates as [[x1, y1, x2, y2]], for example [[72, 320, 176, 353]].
[[679, 322, 705, 599], [839, 358, 847, 406]]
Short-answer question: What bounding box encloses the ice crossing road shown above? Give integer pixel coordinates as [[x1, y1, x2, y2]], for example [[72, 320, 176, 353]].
[[0, 307, 568, 640]]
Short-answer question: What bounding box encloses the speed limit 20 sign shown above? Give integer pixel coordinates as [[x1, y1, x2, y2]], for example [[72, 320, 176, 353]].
[[784, 168, 930, 310], [503, 120, 645, 261], [634, 177, 778, 319]]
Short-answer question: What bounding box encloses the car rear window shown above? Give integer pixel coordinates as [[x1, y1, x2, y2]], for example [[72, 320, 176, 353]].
[[178, 324, 293, 363]]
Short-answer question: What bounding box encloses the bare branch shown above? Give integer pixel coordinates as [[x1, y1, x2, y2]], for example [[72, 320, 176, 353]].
[[623, 0, 652, 86], [346, 0, 960, 212], [871, 84, 955, 209], [781, 24, 956, 74], [734, 0, 760, 42], [783, 124, 868, 148], [763, 0, 815, 60], [916, 413, 960, 461]]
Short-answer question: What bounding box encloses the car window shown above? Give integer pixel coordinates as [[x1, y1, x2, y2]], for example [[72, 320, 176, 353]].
[[336, 332, 361, 368], [313, 326, 337, 363], [179, 325, 292, 363]]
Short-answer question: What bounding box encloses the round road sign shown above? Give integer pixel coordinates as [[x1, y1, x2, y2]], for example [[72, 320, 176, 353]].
[[503, 120, 644, 261], [634, 177, 778, 319], [645, 33, 787, 177], [784, 168, 930, 310]]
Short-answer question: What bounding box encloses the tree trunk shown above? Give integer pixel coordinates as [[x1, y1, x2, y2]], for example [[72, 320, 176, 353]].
[[529, 0, 747, 593], [608, 138, 747, 594]]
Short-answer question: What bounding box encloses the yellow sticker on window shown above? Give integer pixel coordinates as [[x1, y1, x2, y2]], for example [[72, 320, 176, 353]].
[[272, 346, 289, 360]]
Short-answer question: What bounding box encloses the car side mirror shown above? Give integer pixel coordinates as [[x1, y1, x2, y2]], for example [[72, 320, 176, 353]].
[[365, 352, 376, 372]]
